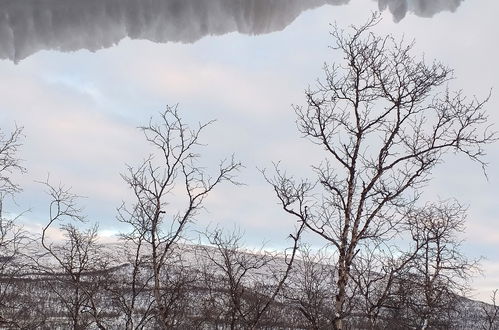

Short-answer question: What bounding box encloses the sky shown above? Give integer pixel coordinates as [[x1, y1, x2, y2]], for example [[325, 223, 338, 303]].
[[0, 0, 498, 301]]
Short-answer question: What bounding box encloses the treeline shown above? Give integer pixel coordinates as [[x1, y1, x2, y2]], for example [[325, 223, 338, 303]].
[[1, 14, 499, 330], [0, 229, 497, 329]]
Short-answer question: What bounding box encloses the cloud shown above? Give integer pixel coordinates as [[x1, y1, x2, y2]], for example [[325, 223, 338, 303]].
[[377, 0, 464, 22], [0, 0, 464, 62]]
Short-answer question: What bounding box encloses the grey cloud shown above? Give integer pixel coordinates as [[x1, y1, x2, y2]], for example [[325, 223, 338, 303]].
[[378, 0, 464, 22], [0, 0, 462, 63]]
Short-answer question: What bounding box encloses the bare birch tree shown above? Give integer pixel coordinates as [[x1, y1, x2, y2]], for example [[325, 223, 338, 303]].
[[266, 14, 495, 329], [119, 105, 242, 328]]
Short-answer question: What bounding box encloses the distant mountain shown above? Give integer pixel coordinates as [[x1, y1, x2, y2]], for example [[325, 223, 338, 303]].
[[1, 241, 495, 329]]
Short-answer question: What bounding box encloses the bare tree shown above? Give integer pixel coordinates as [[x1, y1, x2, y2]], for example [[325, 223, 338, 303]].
[[266, 13, 495, 329], [0, 126, 25, 267], [397, 201, 480, 329], [119, 105, 242, 328], [197, 224, 306, 329], [0, 126, 24, 197], [39, 180, 109, 329], [0, 125, 32, 328]]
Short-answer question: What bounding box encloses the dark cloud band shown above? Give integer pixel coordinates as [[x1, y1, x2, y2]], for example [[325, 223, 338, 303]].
[[0, 0, 463, 62]]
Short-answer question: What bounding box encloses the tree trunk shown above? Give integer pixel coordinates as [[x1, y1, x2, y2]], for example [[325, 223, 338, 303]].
[[335, 258, 348, 330]]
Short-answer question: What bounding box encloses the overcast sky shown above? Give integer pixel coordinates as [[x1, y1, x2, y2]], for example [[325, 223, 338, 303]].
[[0, 0, 497, 301]]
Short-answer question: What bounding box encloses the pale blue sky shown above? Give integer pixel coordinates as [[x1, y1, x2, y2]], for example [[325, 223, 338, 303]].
[[0, 0, 498, 300]]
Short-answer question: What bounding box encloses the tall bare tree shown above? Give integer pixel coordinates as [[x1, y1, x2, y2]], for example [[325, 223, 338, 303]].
[[266, 14, 495, 329], [119, 106, 242, 328]]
